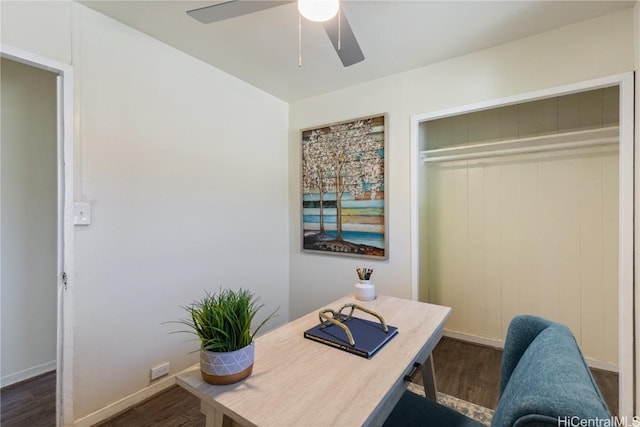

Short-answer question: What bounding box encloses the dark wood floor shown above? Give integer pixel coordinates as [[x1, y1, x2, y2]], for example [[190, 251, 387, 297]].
[[1, 337, 619, 426], [418, 338, 619, 416], [0, 371, 56, 427]]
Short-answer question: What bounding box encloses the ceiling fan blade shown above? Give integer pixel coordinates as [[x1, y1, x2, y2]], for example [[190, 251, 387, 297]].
[[322, 9, 364, 67], [187, 1, 293, 24]]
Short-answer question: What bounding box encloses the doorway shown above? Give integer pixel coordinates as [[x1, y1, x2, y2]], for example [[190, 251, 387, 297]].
[[410, 73, 634, 418], [0, 57, 58, 422], [0, 45, 74, 427]]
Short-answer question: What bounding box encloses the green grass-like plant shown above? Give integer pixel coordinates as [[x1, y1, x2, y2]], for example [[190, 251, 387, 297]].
[[173, 288, 278, 352]]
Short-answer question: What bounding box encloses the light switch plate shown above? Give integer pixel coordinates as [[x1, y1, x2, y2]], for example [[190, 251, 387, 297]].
[[74, 202, 91, 225]]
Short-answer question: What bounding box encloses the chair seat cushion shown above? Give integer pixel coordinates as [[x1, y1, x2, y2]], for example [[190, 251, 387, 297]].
[[492, 324, 611, 427], [383, 390, 485, 427]]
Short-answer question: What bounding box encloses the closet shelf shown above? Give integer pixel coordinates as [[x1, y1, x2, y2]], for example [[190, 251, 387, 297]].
[[420, 126, 619, 163]]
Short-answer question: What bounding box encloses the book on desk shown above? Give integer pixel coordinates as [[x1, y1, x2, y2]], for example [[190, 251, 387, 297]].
[[304, 317, 398, 359]]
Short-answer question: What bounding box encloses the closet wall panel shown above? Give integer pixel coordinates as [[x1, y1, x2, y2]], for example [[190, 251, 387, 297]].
[[422, 87, 620, 366], [425, 147, 619, 365]]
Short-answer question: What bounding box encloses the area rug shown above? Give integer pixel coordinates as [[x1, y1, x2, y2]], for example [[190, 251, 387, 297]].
[[407, 383, 494, 426]]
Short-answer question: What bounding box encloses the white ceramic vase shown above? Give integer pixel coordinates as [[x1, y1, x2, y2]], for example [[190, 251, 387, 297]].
[[354, 279, 376, 301], [200, 342, 255, 385]]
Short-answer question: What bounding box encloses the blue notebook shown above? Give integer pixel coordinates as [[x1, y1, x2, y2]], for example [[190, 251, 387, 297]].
[[304, 317, 398, 359]]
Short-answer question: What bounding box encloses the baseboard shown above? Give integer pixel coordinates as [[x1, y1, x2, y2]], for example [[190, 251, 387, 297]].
[[443, 329, 504, 350], [584, 358, 619, 373], [0, 360, 56, 388], [72, 375, 177, 427], [443, 329, 619, 373]]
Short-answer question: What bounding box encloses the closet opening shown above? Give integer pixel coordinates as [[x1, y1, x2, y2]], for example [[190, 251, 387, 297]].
[[411, 74, 634, 418]]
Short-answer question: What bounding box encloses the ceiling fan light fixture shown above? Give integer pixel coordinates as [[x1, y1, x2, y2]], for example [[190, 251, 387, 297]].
[[298, 0, 339, 22]]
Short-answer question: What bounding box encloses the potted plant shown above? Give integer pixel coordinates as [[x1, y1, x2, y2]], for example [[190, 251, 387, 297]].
[[173, 288, 278, 385]]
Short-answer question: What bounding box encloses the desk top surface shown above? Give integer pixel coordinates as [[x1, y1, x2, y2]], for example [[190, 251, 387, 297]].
[[176, 295, 451, 427]]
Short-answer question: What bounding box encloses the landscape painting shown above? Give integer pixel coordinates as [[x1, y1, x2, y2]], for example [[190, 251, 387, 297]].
[[301, 114, 387, 259]]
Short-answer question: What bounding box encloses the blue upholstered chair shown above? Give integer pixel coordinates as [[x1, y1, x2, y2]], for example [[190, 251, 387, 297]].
[[383, 315, 612, 427]]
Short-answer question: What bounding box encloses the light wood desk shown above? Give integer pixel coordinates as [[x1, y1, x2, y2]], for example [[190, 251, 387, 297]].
[[176, 295, 451, 427]]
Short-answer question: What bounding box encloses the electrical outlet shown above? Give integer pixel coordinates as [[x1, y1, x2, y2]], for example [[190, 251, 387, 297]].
[[150, 362, 170, 380]]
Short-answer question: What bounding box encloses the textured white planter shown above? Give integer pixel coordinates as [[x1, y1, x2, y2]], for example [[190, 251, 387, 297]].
[[354, 280, 376, 301], [200, 342, 255, 385]]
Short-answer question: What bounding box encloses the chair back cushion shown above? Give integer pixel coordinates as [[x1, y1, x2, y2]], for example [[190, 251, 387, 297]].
[[499, 315, 554, 395], [492, 323, 611, 427]]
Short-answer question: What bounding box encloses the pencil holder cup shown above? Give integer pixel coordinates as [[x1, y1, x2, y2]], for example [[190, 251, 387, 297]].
[[354, 280, 376, 301]]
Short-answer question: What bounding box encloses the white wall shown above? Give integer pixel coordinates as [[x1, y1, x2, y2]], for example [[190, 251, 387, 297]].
[[72, 6, 289, 421], [0, 0, 72, 64], [0, 58, 58, 386], [289, 9, 635, 318], [3, 1, 290, 423], [634, 0, 640, 416]]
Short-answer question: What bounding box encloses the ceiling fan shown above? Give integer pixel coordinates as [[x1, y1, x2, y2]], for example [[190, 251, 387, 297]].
[[186, 0, 365, 67]]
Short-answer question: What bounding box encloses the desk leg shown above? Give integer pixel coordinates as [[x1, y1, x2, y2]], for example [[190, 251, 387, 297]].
[[421, 354, 438, 402], [201, 401, 234, 427]]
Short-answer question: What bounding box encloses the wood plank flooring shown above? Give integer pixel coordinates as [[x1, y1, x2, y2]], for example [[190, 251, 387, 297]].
[[1, 337, 619, 426], [0, 371, 56, 427], [418, 338, 619, 416], [99, 386, 204, 427]]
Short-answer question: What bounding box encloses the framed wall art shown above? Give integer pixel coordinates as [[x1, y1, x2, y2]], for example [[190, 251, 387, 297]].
[[301, 114, 387, 259]]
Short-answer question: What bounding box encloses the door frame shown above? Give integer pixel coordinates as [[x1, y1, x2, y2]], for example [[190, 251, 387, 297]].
[[1, 43, 75, 427], [409, 72, 635, 418]]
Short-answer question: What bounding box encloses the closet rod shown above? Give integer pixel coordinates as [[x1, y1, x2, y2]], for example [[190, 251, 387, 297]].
[[421, 135, 618, 164]]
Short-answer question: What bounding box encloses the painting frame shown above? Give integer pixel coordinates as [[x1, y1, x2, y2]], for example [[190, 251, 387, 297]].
[[301, 113, 388, 259]]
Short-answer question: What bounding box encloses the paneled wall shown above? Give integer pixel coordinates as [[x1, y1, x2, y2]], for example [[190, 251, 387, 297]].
[[421, 88, 619, 366], [425, 88, 619, 149]]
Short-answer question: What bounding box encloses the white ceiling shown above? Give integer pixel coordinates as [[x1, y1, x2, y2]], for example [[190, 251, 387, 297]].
[[80, 0, 635, 102]]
